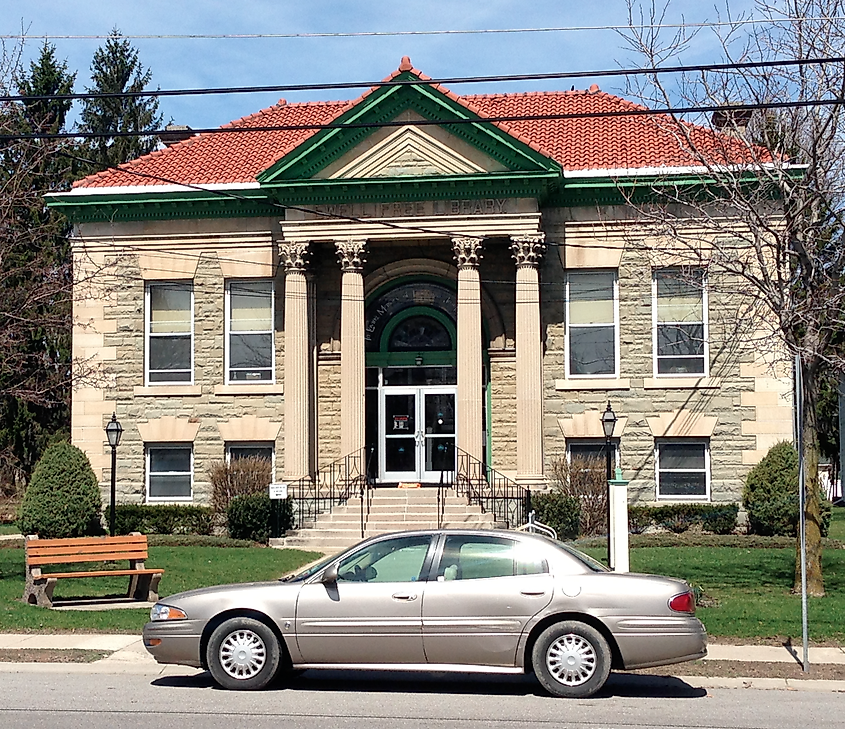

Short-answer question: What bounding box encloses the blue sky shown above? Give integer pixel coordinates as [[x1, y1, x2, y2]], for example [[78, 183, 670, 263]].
[[1, 1, 761, 130]]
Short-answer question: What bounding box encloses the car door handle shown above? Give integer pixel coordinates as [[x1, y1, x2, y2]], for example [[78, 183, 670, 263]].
[[520, 590, 547, 596], [392, 593, 418, 601]]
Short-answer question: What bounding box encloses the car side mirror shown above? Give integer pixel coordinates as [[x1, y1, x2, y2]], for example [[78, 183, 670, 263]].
[[321, 563, 339, 584]]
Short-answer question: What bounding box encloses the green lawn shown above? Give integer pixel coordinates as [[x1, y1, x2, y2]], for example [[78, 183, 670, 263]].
[[0, 525, 20, 536], [0, 542, 320, 632], [829, 506, 845, 541]]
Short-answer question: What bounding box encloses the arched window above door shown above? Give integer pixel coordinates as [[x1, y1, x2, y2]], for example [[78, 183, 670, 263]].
[[388, 314, 452, 351]]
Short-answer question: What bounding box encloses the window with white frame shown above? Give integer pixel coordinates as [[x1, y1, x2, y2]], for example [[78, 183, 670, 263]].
[[147, 444, 193, 501], [226, 442, 275, 480], [566, 440, 617, 474], [146, 282, 193, 384], [655, 440, 709, 499], [566, 271, 618, 376], [226, 280, 274, 382], [653, 269, 707, 375]]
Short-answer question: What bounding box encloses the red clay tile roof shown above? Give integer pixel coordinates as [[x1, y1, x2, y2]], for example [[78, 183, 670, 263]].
[[73, 58, 766, 189]]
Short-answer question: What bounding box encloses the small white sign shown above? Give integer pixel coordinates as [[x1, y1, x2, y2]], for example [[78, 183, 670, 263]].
[[269, 482, 288, 500]]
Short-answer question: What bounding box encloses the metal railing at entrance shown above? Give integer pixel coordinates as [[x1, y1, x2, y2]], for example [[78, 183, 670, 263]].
[[438, 446, 531, 529], [281, 447, 372, 539]]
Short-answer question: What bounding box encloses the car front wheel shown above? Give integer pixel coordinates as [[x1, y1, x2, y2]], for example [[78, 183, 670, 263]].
[[532, 620, 611, 698], [207, 617, 281, 690]]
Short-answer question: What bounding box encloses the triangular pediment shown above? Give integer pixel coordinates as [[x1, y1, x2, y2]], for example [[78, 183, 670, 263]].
[[257, 65, 560, 188], [321, 116, 507, 179]]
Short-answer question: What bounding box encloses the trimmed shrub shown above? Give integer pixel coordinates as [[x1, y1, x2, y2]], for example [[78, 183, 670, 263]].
[[17, 442, 102, 538], [743, 441, 831, 537], [699, 504, 739, 535], [627, 506, 653, 534], [209, 457, 272, 516], [228, 493, 272, 543], [530, 491, 580, 541], [548, 456, 608, 537], [114, 504, 214, 535]]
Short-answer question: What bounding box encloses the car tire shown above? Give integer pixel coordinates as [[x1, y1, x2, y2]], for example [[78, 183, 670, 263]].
[[207, 617, 281, 691], [532, 620, 611, 698]]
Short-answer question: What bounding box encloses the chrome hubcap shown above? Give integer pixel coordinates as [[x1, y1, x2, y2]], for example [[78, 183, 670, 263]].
[[546, 633, 597, 686], [219, 629, 266, 679]]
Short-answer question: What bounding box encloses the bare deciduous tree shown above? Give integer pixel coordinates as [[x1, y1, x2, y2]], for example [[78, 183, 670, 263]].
[[618, 0, 845, 596]]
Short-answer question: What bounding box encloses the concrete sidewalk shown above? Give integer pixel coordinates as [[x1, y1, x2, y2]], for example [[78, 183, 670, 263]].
[[0, 633, 844, 692]]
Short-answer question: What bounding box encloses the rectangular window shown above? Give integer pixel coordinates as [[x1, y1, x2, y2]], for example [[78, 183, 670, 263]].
[[566, 271, 618, 376], [226, 442, 275, 480], [147, 445, 193, 501], [653, 269, 707, 375], [566, 440, 617, 474], [146, 283, 193, 384], [656, 440, 709, 500], [226, 280, 274, 383]]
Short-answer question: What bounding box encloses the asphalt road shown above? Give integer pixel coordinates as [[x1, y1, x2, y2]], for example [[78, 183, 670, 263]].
[[0, 668, 841, 729]]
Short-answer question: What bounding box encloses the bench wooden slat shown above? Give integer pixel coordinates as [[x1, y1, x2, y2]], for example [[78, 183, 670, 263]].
[[27, 535, 149, 548], [27, 542, 148, 558], [42, 568, 164, 579], [27, 550, 149, 566]]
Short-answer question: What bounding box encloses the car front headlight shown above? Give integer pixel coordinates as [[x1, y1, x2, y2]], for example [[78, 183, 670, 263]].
[[150, 603, 188, 621]]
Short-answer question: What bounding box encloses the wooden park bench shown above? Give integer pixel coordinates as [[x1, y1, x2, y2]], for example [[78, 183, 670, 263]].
[[23, 533, 164, 608]]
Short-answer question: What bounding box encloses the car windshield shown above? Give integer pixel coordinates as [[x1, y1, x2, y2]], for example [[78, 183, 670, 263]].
[[550, 540, 610, 573], [281, 554, 337, 583]]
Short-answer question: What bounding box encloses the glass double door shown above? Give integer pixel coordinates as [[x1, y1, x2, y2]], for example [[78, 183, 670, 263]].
[[381, 386, 456, 482]]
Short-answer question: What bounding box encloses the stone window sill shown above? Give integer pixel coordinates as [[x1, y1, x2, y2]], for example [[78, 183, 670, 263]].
[[134, 385, 202, 397], [214, 384, 284, 396], [643, 377, 721, 390], [555, 378, 631, 391]]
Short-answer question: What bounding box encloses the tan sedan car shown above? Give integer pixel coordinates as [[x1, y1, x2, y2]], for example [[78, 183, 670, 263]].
[[143, 529, 706, 698]]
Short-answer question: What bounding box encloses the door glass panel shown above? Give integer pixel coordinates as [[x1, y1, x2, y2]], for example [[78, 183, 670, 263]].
[[426, 438, 454, 471], [385, 394, 415, 435], [425, 393, 455, 435], [386, 438, 416, 472]]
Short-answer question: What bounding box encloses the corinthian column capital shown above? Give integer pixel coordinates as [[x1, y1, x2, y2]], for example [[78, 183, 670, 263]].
[[280, 241, 311, 272], [452, 236, 483, 269], [510, 234, 546, 268], [335, 238, 368, 273]]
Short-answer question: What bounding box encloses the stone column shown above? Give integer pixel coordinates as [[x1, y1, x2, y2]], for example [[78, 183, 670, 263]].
[[452, 237, 484, 463], [336, 238, 368, 460], [510, 234, 546, 486], [281, 242, 311, 481]]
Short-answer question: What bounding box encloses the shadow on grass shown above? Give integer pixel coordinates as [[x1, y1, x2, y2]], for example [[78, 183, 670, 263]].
[[151, 668, 707, 700]]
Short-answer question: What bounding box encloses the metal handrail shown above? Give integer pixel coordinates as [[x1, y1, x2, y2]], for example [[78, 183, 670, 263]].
[[286, 447, 369, 535], [453, 446, 530, 529], [517, 510, 558, 540]]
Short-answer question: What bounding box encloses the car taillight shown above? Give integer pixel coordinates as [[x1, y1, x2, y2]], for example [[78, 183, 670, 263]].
[[669, 591, 696, 614]]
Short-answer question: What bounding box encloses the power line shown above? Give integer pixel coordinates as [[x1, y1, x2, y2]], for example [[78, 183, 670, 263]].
[[3, 15, 845, 41], [4, 55, 845, 103], [6, 95, 843, 143]]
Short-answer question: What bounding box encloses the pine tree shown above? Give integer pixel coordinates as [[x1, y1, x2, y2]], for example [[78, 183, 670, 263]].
[[79, 29, 162, 172], [0, 42, 76, 493]]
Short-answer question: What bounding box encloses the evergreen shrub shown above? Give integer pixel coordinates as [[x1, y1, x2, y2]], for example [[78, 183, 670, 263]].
[[530, 491, 580, 541], [17, 442, 102, 538], [743, 441, 831, 537], [114, 504, 213, 535], [227, 494, 295, 543]]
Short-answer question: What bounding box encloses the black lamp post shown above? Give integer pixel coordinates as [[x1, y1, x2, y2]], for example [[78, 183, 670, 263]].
[[601, 401, 618, 566], [105, 413, 123, 537]]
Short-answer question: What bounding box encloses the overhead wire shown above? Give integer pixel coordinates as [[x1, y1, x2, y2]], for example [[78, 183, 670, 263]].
[[3, 15, 845, 40], [3, 54, 844, 104]]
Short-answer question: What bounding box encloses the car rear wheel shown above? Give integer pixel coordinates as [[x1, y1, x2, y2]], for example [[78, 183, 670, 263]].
[[532, 621, 611, 698], [207, 617, 281, 690]]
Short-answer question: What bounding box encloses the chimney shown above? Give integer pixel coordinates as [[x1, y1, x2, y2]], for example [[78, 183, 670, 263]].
[[159, 124, 194, 147], [711, 107, 753, 139]]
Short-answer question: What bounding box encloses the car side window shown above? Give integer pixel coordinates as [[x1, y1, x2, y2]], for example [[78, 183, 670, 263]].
[[437, 536, 548, 581], [336, 535, 431, 583]]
